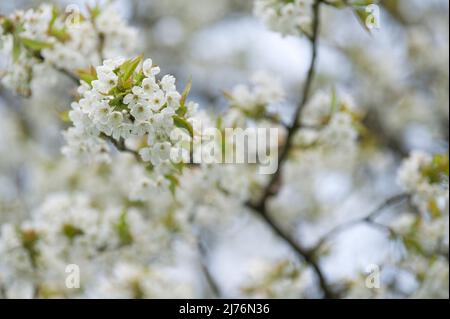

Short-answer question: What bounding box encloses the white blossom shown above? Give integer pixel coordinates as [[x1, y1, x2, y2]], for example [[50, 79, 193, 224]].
[[254, 0, 314, 36]]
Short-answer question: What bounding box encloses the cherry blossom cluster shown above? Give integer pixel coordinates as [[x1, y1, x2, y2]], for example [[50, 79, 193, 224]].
[[0, 184, 189, 298], [294, 90, 361, 152], [254, 0, 314, 36], [397, 151, 449, 216], [63, 56, 197, 186], [0, 0, 448, 300], [0, 4, 137, 95], [240, 259, 308, 298], [226, 71, 284, 118]]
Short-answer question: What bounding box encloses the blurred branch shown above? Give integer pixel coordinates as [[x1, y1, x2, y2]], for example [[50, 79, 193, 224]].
[[380, 0, 408, 25], [92, 20, 105, 61], [102, 134, 141, 161], [53, 65, 79, 84], [246, 0, 336, 299], [198, 239, 222, 298], [0, 83, 33, 137], [363, 109, 409, 158], [310, 193, 411, 255], [34, 52, 79, 85]]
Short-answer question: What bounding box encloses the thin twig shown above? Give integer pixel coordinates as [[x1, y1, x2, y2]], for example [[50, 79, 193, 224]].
[[246, 0, 336, 299], [254, 1, 321, 207], [310, 194, 410, 255], [92, 16, 106, 62], [35, 53, 79, 85], [53, 66, 79, 84], [102, 134, 141, 161], [198, 239, 222, 298]]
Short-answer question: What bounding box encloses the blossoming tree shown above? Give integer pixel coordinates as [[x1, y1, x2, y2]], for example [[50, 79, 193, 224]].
[[0, 0, 448, 298]]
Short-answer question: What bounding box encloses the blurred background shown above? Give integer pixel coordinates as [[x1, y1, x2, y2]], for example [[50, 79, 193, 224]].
[[0, 0, 448, 298]]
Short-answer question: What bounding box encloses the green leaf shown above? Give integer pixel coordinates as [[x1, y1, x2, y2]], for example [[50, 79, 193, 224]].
[[116, 211, 133, 246], [62, 224, 84, 241], [216, 115, 223, 130], [119, 55, 143, 83], [421, 154, 449, 184], [173, 115, 194, 137], [48, 5, 58, 31], [76, 66, 97, 85], [354, 8, 372, 32], [20, 229, 40, 268], [59, 110, 71, 123], [403, 236, 425, 256], [47, 6, 70, 42], [49, 27, 71, 42], [351, 0, 376, 6], [162, 209, 179, 232], [165, 174, 179, 196], [109, 90, 130, 111], [427, 199, 442, 219], [176, 79, 192, 117], [353, 1, 379, 34], [330, 87, 338, 113], [87, 4, 101, 20], [20, 37, 53, 51], [134, 70, 145, 86], [12, 35, 21, 62], [1, 17, 15, 34], [433, 154, 449, 177], [180, 78, 192, 107]]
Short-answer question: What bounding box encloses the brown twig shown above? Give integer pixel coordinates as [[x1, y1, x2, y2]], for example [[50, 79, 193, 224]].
[[102, 134, 141, 161], [310, 194, 411, 255], [246, 0, 335, 299], [53, 66, 79, 84], [198, 239, 222, 298]]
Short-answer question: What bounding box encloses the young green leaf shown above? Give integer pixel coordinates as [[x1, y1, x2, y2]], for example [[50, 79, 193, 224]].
[[76, 66, 97, 85], [62, 224, 84, 241], [180, 78, 192, 107], [165, 174, 179, 196], [173, 115, 194, 137], [12, 35, 21, 62], [116, 211, 133, 246], [20, 37, 53, 51], [119, 55, 143, 83]]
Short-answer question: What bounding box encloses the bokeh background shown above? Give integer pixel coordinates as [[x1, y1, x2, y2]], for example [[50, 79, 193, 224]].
[[0, 0, 448, 298]]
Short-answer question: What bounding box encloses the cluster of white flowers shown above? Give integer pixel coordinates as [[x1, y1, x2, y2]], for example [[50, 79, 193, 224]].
[[1, 0, 448, 300], [63, 56, 198, 184], [93, 5, 139, 60], [92, 262, 194, 298], [226, 71, 284, 117], [0, 188, 186, 298], [254, 0, 314, 36], [0, 37, 37, 96], [240, 259, 309, 298], [294, 90, 360, 152], [392, 212, 448, 255], [410, 258, 449, 298], [0, 4, 137, 95], [397, 151, 449, 216]]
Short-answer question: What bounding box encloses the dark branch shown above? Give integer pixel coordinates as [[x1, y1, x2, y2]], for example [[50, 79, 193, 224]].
[[310, 194, 410, 255], [246, 0, 336, 299], [102, 134, 141, 161], [53, 66, 79, 84], [198, 240, 222, 298]]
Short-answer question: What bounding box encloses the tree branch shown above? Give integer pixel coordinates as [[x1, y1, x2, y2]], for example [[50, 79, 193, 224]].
[[310, 193, 410, 255], [246, 0, 336, 299], [102, 134, 141, 161], [198, 239, 222, 298], [53, 66, 79, 84], [254, 1, 321, 207]]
